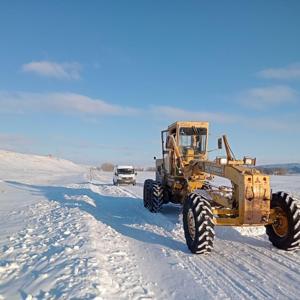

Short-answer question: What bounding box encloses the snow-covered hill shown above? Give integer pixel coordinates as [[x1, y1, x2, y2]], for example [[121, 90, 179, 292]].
[[0, 150, 85, 184], [0, 150, 299, 299]]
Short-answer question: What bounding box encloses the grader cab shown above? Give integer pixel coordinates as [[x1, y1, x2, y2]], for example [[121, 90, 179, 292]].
[[143, 121, 300, 254]]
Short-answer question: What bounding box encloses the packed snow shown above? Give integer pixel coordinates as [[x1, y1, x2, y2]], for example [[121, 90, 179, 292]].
[[0, 150, 299, 299]]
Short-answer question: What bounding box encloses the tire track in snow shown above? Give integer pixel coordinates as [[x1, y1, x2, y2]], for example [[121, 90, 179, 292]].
[[92, 183, 252, 299], [219, 240, 300, 298], [163, 218, 299, 300], [70, 181, 167, 299], [139, 219, 265, 300], [151, 217, 299, 300]]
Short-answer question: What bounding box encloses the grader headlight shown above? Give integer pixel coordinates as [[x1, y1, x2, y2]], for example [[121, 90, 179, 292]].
[[243, 157, 256, 166], [216, 157, 228, 165]]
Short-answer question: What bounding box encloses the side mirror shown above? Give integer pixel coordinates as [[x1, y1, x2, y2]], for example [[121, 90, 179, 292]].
[[154, 156, 156, 160], [218, 138, 222, 149], [135, 172, 137, 175]]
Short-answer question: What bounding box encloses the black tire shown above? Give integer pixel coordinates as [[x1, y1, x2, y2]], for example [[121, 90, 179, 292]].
[[143, 180, 164, 213], [143, 179, 153, 208], [149, 181, 164, 212], [266, 192, 300, 251], [183, 192, 215, 254]]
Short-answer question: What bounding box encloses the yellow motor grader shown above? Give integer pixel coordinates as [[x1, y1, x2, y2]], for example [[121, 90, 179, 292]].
[[143, 121, 300, 254]]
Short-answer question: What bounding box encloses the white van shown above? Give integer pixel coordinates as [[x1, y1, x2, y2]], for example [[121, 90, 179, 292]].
[[113, 165, 137, 185]]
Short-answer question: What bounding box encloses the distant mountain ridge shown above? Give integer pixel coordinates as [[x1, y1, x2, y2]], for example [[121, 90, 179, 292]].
[[257, 163, 300, 174]]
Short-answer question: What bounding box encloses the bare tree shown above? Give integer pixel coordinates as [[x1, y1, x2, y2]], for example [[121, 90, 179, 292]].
[[101, 162, 114, 172]]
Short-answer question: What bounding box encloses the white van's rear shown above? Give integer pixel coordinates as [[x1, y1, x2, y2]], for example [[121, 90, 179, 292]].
[[113, 165, 136, 185]]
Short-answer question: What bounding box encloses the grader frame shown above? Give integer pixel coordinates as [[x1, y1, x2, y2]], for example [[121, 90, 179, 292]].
[[143, 121, 300, 254]]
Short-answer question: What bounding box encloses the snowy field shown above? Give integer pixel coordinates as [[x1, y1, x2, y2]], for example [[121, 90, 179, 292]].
[[0, 150, 299, 300]]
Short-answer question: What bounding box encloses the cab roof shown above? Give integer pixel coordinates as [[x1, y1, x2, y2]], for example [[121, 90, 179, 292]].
[[167, 121, 209, 131]]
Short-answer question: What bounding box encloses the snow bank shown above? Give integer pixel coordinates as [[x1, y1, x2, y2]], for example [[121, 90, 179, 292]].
[[0, 150, 86, 184]]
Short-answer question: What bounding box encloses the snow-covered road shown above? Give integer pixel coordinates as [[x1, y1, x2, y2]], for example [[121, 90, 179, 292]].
[[0, 151, 299, 299]]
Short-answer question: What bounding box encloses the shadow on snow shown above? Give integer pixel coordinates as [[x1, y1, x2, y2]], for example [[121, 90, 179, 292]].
[[6, 181, 188, 253], [6, 181, 269, 254]]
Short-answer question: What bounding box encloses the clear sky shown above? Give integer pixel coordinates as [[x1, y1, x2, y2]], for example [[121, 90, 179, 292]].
[[0, 1, 300, 166]]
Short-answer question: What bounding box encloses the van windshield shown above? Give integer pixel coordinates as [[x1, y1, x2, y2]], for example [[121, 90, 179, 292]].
[[117, 168, 134, 174]]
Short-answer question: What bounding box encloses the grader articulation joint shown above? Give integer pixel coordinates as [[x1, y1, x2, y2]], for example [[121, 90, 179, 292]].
[[143, 121, 300, 254]]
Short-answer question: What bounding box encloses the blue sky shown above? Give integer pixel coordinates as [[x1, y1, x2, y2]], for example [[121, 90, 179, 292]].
[[0, 1, 300, 166]]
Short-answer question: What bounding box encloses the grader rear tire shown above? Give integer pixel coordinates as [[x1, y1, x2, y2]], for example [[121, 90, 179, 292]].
[[143, 180, 164, 213], [266, 192, 300, 251], [183, 192, 215, 254], [143, 179, 153, 208]]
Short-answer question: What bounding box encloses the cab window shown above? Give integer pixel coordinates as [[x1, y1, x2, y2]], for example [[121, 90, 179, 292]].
[[179, 127, 207, 153]]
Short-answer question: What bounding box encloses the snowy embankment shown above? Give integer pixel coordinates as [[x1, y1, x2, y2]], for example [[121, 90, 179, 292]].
[[0, 150, 299, 300]]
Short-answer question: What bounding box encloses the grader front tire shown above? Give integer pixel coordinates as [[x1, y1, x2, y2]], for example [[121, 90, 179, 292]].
[[183, 192, 215, 254], [266, 192, 300, 251]]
